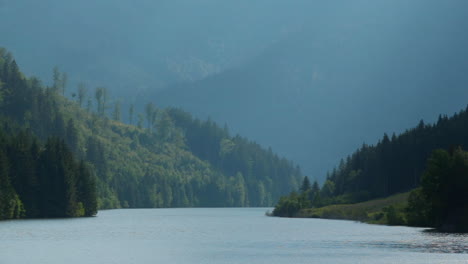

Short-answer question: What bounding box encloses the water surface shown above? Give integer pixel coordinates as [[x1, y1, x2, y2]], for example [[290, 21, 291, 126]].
[[1, 208, 467, 263]]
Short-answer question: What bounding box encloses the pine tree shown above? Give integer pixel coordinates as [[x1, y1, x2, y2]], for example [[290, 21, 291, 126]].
[[61, 72, 67, 96], [300, 176, 311, 192], [95, 87, 108, 116], [129, 104, 134, 125], [66, 119, 79, 154], [0, 149, 23, 219], [86, 96, 92, 113], [77, 161, 97, 216], [77, 82, 87, 107], [137, 113, 144, 129], [113, 101, 121, 122], [52, 66, 61, 93], [145, 102, 155, 132]]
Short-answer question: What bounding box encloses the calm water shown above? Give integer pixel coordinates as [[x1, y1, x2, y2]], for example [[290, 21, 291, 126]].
[[1, 208, 467, 264]]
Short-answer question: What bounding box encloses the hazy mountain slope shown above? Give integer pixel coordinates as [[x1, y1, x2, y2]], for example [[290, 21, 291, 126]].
[[154, 0, 468, 180], [0, 0, 316, 98], [0, 48, 301, 208]]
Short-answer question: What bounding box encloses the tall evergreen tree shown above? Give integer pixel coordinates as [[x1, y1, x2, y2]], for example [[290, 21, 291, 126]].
[[145, 102, 155, 132], [113, 101, 121, 122], [77, 82, 87, 107], [52, 66, 61, 93], [300, 176, 311, 192], [66, 119, 79, 154], [77, 161, 97, 216], [61, 72, 67, 96], [129, 103, 134, 125]]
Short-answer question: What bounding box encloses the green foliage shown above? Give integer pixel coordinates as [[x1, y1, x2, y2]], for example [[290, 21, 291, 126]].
[[298, 192, 410, 224], [0, 149, 25, 219], [382, 205, 405, 226], [0, 80, 4, 106], [112, 101, 121, 122], [407, 148, 468, 232], [405, 188, 430, 227], [0, 129, 96, 219], [272, 192, 310, 217], [137, 114, 144, 129], [319, 109, 468, 206], [320, 180, 335, 198], [275, 105, 468, 221], [274, 105, 468, 232], [145, 102, 156, 132], [52, 66, 61, 93], [166, 108, 301, 206], [77, 82, 87, 108], [296, 147, 468, 231], [94, 87, 108, 116], [128, 104, 134, 125], [37, 138, 96, 217], [0, 48, 301, 214], [272, 179, 320, 217], [77, 160, 97, 216], [300, 176, 311, 192]]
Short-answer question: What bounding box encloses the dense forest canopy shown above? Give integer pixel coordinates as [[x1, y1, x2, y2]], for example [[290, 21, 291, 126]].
[[0, 128, 97, 219], [406, 148, 468, 232], [325, 110, 468, 202], [0, 48, 301, 219]]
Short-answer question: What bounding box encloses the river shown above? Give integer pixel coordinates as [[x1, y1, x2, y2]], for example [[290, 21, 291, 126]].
[[0, 208, 467, 263]]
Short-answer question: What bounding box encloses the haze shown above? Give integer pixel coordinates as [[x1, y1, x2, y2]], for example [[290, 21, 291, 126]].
[[1, 0, 468, 181]]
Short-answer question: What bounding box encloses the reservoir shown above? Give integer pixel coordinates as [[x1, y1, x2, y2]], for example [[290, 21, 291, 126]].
[[0, 208, 467, 263]]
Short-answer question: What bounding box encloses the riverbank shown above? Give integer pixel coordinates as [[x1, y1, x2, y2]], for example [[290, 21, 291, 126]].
[[3, 208, 468, 263], [295, 192, 410, 225]]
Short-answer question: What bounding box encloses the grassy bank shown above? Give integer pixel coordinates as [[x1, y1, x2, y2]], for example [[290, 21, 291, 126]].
[[297, 192, 410, 225]]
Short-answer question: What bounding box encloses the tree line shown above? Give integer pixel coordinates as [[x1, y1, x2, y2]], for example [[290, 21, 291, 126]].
[[0, 125, 97, 220], [324, 109, 468, 203], [273, 105, 468, 231], [0, 47, 301, 213], [406, 147, 468, 231]]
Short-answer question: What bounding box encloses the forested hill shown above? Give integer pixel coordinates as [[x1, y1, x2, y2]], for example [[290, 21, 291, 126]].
[[0, 48, 300, 218], [316, 107, 468, 205], [273, 107, 468, 231]]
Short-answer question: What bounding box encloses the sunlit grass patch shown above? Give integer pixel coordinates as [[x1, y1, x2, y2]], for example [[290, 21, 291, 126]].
[[298, 192, 410, 225]]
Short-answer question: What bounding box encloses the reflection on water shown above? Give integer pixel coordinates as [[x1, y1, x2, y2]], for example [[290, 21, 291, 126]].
[[0, 208, 467, 264], [361, 231, 468, 254]]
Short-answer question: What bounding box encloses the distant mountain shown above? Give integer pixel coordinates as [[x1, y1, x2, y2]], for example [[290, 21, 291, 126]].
[[153, 0, 468, 180], [0, 0, 315, 97]]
